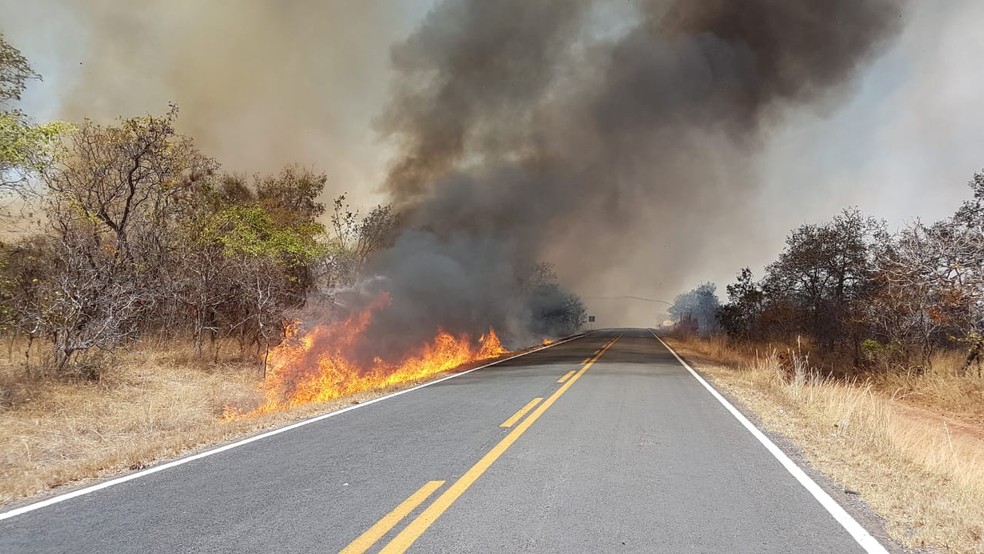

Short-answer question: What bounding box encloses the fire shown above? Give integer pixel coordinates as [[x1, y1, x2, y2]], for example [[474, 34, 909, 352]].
[[233, 294, 507, 417], [542, 338, 556, 346]]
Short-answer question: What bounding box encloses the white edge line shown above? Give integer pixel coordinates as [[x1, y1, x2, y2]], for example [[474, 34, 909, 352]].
[[650, 330, 889, 554], [0, 332, 594, 522]]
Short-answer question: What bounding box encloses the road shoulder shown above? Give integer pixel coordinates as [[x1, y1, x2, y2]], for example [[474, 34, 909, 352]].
[[661, 337, 925, 554]]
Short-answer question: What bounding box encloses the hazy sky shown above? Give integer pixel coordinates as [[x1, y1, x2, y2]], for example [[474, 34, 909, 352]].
[[2, 1, 982, 323], [1, 0, 439, 204]]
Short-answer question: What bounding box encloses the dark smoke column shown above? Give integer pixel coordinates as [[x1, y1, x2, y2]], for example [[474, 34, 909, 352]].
[[355, 0, 903, 356]]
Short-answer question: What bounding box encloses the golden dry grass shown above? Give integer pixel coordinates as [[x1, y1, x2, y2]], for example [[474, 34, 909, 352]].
[[0, 341, 261, 504], [868, 350, 984, 425], [666, 335, 984, 553]]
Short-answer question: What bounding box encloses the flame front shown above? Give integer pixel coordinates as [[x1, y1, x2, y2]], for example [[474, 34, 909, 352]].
[[236, 295, 507, 416]]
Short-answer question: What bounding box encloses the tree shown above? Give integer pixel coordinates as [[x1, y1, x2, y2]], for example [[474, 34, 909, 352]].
[[0, 236, 57, 368], [952, 172, 984, 372], [44, 106, 215, 261], [256, 165, 326, 229], [670, 283, 720, 337], [522, 263, 586, 337], [0, 33, 35, 104], [161, 181, 241, 355], [861, 175, 984, 373], [0, 34, 69, 202], [703, 175, 984, 377], [717, 268, 764, 340], [762, 209, 883, 352], [862, 222, 959, 369], [147, 166, 333, 360], [885, 175, 984, 373], [315, 194, 401, 302], [36, 108, 216, 370], [203, 203, 327, 367]]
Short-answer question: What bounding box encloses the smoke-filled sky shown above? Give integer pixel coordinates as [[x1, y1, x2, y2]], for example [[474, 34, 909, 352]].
[[3, 0, 983, 328]]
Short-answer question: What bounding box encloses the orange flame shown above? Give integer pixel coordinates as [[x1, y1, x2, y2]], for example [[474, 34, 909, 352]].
[[232, 294, 507, 417]]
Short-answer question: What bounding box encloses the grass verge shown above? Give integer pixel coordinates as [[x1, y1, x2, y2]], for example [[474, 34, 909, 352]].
[[665, 335, 984, 553]]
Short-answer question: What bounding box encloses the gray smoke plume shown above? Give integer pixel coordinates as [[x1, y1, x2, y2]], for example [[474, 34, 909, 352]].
[[2, 0, 904, 359], [349, 0, 903, 355]]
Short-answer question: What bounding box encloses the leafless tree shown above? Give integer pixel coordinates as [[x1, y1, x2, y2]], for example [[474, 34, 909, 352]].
[[313, 195, 402, 305], [865, 226, 951, 369]]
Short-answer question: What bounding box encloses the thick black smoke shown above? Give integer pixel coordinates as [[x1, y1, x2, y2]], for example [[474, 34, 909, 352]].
[[354, 0, 902, 357]]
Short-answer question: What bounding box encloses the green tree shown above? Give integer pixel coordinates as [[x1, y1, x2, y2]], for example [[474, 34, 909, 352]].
[[201, 202, 326, 365], [0, 33, 35, 103], [165, 169, 331, 359], [0, 34, 70, 201]]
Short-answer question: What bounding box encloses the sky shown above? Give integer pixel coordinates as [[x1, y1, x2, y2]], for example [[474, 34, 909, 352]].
[[1, 0, 982, 325]]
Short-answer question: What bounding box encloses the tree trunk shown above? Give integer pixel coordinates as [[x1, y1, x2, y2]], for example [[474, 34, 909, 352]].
[[262, 344, 270, 380], [961, 337, 982, 377]]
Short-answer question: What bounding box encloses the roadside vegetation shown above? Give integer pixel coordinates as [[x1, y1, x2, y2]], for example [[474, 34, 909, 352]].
[[666, 174, 984, 552], [0, 335, 518, 506], [0, 34, 587, 505]]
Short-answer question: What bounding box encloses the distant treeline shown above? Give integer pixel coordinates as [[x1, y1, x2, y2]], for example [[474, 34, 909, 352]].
[[671, 175, 984, 375]]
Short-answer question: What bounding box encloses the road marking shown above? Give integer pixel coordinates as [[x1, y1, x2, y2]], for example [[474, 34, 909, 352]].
[[500, 397, 543, 428], [650, 331, 889, 554], [557, 370, 576, 383], [379, 336, 620, 554], [340, 480, 445, 554], [0, 333, 595, 522]]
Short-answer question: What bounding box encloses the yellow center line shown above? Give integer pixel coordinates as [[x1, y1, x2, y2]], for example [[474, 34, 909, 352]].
[[500, 397, 543, 428], [557, 370, 576, 384], [378, 336, 621, 554], [340, 480, 445, 554]]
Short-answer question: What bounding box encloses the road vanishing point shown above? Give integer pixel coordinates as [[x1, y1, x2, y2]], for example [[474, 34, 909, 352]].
[[0, 329, 893, 553]]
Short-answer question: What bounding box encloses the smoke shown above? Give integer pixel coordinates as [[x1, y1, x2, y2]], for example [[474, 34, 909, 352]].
[[351, 0, 903, 351], [0, 0, 417, 200], [1, 0, 906, 355]]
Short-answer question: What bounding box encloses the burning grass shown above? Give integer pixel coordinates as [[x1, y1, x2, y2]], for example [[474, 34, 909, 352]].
[[229, 295, 507, 417], [665, 335, 984, 553], [255, 326, 503, 414]]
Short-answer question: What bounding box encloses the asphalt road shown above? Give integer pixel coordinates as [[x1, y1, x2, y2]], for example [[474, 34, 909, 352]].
[[0, 329, 890, 553]]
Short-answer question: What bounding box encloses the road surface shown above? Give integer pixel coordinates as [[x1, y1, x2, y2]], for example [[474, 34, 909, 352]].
[[0, 329, 891, 553]]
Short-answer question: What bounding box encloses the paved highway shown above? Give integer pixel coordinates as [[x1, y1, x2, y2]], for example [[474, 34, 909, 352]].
[[0, 329, 892, 553]]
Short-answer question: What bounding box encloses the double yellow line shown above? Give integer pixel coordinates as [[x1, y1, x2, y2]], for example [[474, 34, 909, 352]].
[[341, 335, 620, 554]]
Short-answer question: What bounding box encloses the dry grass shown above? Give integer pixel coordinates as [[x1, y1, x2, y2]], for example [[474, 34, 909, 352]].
[[0, 340, 261, 504], [868, 351, 984, 425], [0, 338, 496, 508], [666, 335, 984, 553]]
